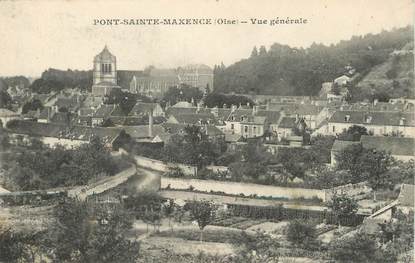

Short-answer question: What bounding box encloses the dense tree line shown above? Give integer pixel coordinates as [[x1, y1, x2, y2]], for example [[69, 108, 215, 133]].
[[29, 68, 92, 94], [203, 93, 254, 108], [214, 26, 413, 97], [1, 76, 31, 90], [161, 84, 203, 107]]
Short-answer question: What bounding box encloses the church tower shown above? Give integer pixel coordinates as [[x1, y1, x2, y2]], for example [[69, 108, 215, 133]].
[[91, 45, 120, 96]]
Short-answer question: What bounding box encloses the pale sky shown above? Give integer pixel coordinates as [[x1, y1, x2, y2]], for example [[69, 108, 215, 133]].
[[0, 0, 413, 77]]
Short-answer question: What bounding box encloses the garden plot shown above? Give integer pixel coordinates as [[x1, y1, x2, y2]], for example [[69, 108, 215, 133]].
[[246, 220, 289, 235]]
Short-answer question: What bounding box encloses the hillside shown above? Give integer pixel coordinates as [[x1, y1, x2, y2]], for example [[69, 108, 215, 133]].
[[353, 42, 414, 101], [213, 26, 413, 98]]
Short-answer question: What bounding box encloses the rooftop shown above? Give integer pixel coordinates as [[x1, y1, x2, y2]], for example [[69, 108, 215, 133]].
[[331, 140, 360, 152], [360, 135, 415, 156], [329, 111, 415, 127]]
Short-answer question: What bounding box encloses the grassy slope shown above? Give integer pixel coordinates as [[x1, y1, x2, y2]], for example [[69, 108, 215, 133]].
[[355, 42, 414, 99]]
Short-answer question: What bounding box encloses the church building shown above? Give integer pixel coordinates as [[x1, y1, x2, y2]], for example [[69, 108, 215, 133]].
[[91, 46, 121, 96]]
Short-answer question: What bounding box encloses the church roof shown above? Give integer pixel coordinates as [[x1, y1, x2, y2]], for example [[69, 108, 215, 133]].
[[94, 46, 116, 62]]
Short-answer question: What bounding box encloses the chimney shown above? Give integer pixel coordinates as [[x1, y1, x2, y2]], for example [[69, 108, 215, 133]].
[[223, 103, 227, 109], [148, 110, 153, 138], [231, 104, 237, 112], [374, 99, 378, 106], [197, 102, 201, 113]]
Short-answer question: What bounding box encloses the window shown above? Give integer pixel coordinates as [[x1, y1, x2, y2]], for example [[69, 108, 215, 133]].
[[365, 116, 372, 123], [244, 126, 248, 133], [231, 124, 234, 130], [332, 126, 336, 132], [101, 63, 112, 74]]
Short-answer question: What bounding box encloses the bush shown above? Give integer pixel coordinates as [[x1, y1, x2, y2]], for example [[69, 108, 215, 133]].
[[285, 219, 319, 249]]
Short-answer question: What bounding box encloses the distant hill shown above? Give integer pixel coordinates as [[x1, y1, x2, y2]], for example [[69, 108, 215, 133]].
[[352, 42, 414, 101], [213, 26, 413, 98]]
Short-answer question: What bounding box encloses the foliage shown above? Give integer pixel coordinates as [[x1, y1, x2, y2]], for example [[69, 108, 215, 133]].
[[163, 125, 225, 168], [112, 130, 133, 151], [286, 219, 319, 249], [165, 166, 185, 178], [213, 26, 412, 98], [336, 144, 393, 184], [22, 99, 43, 114], [104, 89, 151, 115], [329, 231, 397, 263], [233, 231, 280, 263], [52, 199, 139, 263], [0, 229, 27, 263], [161, 84, 203, 107], [203, 93, 254, 108], [337, 125, 368, 141], [4, 136, 120, 190], [327, 193, 358, 225], [0, 89, 12, 109], [30, 68, 92, 93], [184, 200, 217, 242], [123, 191, 165, 217]]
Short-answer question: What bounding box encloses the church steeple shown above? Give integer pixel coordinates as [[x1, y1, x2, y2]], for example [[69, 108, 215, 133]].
[[91, 45, 119, 96]]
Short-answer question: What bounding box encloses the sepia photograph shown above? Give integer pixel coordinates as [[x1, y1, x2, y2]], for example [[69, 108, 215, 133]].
[[0, 0, 414, 262]]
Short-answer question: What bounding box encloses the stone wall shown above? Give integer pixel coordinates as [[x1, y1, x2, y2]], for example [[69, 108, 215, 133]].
[[161, 177, 326, 201]]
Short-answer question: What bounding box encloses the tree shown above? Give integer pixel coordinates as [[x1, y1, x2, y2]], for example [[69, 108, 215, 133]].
[[0, 229, 27, 263], [85, 206, 139, 263], [259, 45, 267, 56], [163, 199, 176, 230], [337, 125, 368, 141], [365, 149, 395, 200], [52, 199, 139, 263], [327, 193, 358, 226], [185, 200, 217, 242], [22, 99, 43, 114], [0, 89, 12, 109], [336, 144, 393, 184], [161, 85, 203, 107], [234, 231, 280, 262], [53, 199, 90, 262], [286, 220, 318, 249], [123, 191, 164, 218], [250, 46, 258, 57], [329, 231, 395, 263]]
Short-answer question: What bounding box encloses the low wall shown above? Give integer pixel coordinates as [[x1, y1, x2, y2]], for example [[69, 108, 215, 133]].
[[68, 165, 137, 200], [161, 177, 326, 201], [133, 155, 197, 177]]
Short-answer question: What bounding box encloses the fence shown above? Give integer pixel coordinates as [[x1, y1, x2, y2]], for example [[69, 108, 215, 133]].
[[227, 203, 366, 227]]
